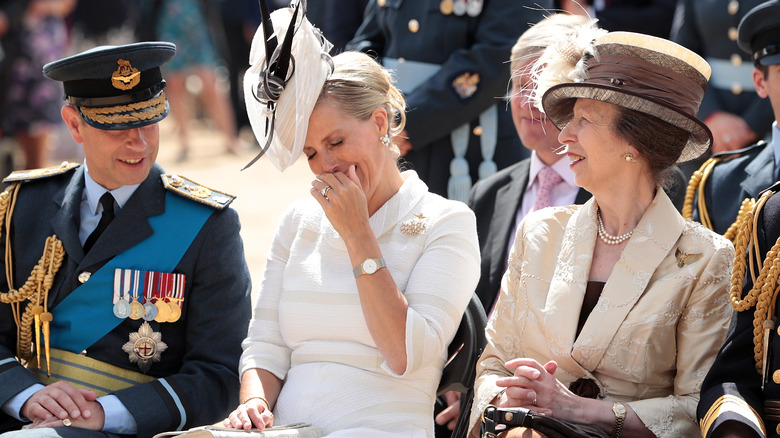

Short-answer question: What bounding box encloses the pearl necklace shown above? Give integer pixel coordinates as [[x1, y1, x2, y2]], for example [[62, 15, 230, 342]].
[[597, 209, 633, 245]]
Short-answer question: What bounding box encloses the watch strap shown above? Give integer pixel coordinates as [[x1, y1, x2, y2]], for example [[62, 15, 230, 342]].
[[611, 402, 626, 438]]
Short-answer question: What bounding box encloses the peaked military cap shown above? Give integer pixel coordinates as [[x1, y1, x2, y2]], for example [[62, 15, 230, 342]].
[[43, 41, 176, 130], [738, 0, 780, 66]]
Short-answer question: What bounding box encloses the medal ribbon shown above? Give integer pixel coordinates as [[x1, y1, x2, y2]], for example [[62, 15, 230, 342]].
[[50, 192, 213, 353]]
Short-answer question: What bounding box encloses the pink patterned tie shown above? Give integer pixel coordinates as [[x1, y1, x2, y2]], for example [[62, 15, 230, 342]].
[[532, 167, 563, 212]]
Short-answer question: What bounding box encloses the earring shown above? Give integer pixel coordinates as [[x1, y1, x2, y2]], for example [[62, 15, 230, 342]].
[[622, 153, 637, 162], [380, 134, 391, 147]]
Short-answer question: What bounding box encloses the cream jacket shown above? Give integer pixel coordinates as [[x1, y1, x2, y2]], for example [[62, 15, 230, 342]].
[[469, 189, 734, 437]]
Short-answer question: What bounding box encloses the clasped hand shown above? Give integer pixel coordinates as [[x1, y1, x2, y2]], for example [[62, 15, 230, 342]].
[[22, 381, 104, 430], [496, 358, 577, 418]]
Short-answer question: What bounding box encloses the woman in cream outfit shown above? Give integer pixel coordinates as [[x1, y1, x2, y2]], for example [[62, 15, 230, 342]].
[[469, 24, 734, 437], [222, 4, 480, 437]]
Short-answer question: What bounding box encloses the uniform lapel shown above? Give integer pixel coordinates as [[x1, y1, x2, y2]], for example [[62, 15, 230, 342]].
[[50, 167, 86, 264], [80, 165, 164, 268], [572, 189, 684, 371], [741, 144, 775, 198], [487, 162, 529, 295]]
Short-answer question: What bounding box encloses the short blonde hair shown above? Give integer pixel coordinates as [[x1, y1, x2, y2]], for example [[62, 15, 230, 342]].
[[317, 51, 406, 158], [510, 13, 590, 77]]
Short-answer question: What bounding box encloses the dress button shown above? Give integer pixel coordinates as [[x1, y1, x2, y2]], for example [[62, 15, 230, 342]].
[[473, 126, 483, 136], [776, 423, 780, 435], [731, 53, 743, 66], [728, 27, 738, 41], [731, 83, 743, 95], [408, 19, 420, 33], [774, 370, 780, 384], [377, 0, 386, 6], [78, 271, 91, 283]]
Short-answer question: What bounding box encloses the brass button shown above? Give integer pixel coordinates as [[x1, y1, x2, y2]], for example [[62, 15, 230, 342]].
[[731, 53, 743, 66], [774, 370, 780, 384], [728, 27, 738, 41], [504, 411, 514, 421], [731, 83, 743, 95], [78, 271, 91, 283], [728, 0, 739, 15], [776, 423, 780, 435], [408, 19, 420, 33], [473, 126, 483, 136], [377, 0, 386, 6]]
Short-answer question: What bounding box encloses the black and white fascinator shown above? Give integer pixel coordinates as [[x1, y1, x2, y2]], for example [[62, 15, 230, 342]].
[[243, 0, 333, 171]]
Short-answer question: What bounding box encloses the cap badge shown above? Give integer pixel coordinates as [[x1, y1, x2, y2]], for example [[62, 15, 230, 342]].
[[111, 59, 141, 91]]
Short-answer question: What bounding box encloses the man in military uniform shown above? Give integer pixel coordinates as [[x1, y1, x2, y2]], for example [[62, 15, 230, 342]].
[[683, 0, 780, 239], [0, 42, 252, 437], [346, 0, 551, 202], [698, 3, 780, 436]]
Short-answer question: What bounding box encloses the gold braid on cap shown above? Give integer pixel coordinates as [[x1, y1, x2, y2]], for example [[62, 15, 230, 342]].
[[682, 157, 756, 243], [80, 92, 167, 126], [0, 183, 64, 372], [729, 189, 780, 374]]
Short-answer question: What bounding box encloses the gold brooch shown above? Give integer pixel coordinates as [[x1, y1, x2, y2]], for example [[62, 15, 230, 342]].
[[122, 321, 167, 373], [675, 248, 702, 268], [111, 59, 141, 91], [400, 213, 428, 236]]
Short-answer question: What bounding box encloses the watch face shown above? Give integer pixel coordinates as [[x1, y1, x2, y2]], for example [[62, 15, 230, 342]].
[[363, 259, 378, 274], [613, 403, 626, 417]]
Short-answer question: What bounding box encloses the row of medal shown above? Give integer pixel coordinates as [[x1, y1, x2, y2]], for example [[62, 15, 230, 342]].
[[440, 0, 483, 17], [112, 269, 186, 323]]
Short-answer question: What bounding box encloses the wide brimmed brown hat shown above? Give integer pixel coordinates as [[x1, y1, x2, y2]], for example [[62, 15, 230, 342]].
[[535, 31, 712, 163]]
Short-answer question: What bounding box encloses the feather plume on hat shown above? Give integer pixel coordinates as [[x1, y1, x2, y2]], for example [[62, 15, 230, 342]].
[[530, 19, 606, 113]]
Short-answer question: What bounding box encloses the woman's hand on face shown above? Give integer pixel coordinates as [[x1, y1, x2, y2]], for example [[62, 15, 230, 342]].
[[311, 165, 371, 239], [496, 358, 575, 417], [223, 399, 274, 431]]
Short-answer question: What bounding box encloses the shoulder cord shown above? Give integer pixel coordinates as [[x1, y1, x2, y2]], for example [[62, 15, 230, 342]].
[[729, 189, 780, 374], [0, 183, 64, 366], [682, 156, 755, 243]]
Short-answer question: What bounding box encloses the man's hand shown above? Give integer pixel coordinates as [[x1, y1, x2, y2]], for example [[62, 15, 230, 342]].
[[21, 381, 97, 424], [435, 391, 461, 430]]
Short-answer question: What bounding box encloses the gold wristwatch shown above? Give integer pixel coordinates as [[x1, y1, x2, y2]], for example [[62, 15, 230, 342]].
[[353, 257, 386, 278], [611, 401, 626, 437]]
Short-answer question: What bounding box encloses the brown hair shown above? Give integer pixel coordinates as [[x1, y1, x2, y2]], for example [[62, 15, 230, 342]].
[[611, 106, 689, 188]]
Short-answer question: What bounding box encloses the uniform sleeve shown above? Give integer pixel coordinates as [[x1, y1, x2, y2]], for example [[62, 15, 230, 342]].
[[381, 206, 480, 377], [238, 204, 296, 380], [114, 207, 252, 437], [401, 1, 550, 149], [628, 242, 734, 437]]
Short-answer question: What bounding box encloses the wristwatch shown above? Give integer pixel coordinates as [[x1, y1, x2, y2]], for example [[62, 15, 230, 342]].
[[611, 401, 626, 438], [353, 257, 386, 278]]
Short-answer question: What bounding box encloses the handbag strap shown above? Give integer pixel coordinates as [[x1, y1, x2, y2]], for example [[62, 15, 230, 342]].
[[481, 405, 531, 437]]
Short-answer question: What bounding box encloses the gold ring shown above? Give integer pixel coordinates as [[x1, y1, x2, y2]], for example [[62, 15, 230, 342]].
[[63, 418, 72, 427], [532, 397, 537, 406], [320, 186, 331, 199]]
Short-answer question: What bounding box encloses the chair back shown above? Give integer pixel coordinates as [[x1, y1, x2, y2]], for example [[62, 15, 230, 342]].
[[437, 293, 488, 438]]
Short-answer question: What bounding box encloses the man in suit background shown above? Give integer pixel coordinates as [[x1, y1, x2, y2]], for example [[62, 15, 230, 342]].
[[0, 42, 252, 437], [467, 13, 591, 316]]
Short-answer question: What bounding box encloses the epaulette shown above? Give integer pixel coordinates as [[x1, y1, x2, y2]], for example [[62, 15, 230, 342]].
[[711, 140, 767, 161], [760, 180, 780, 198], [160, 174, 235, 209], [2, 161, 80, 183]]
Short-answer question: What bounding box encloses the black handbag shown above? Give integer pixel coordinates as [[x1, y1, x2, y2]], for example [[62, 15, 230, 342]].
[[480, 405, 611, 438]]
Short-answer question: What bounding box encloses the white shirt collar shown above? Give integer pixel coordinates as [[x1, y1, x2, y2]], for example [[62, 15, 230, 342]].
[[528, 150, 577, 188]]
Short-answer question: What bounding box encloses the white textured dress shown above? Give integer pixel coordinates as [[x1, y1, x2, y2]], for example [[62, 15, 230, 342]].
[[240, 171, 480, 437]]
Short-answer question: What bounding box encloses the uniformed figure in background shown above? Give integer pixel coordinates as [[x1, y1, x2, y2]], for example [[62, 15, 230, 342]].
[[347, 0, 552, 202], [0, 42, 252, 437], [697, 3, 780, 436], [682, 0, 780, 240], [672, 0, 775, 177]]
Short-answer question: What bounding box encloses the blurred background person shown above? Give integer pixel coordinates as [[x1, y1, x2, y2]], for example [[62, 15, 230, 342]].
[[672, 0, 774, 177], [347, 0, 551, 202], [0, 0, 75, 170], [140, 0, 242, 162]]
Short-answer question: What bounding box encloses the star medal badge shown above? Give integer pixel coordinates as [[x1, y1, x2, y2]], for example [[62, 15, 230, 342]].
[[122, 321, 167, 373]]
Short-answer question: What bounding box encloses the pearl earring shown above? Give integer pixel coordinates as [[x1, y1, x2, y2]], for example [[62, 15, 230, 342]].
[[622, 153, 637, 162], [380, 134, 391, 147]]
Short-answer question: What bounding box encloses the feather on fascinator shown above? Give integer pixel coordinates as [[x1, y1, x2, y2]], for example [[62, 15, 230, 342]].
[[243, 0, 333, 171], [530, 21, 713, 163]]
